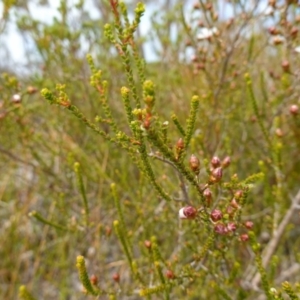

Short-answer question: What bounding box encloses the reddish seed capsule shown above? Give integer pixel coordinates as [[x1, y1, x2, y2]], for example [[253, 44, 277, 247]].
[[189, 154, 200, 174], [282, 60, 290, 73], [211, 156, 221, 168], [203, 188, 212, 207], [230, 198, 239, 209], [27, 86, 37, 94], [203, 188, 212, 200], [210, 209, 223, 222], [144, 240, 152, 249], [222, 156, 231, 168], [179, 206, 197, 220], [289, 104, 299, 115], [244, 221, 254, 229], [234, 190, 243, 200], [240, 234, 249, 242], [176, 138, 184, 151], [166, 270, 175, 279], [112, 273, 120, 283], [203, 188, 212, 206], [211, 167, 223, 183], [90, 274, 98, 285], [143, 118, 151, 129], [275, 128, 283, 137], [268, 26, 278, 35]]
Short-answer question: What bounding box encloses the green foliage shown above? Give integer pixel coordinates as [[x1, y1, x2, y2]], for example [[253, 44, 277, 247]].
[[0, 0, 300, 299]]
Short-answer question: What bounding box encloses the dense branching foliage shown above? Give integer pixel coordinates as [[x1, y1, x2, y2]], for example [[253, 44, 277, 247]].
[[0, 0, 300, 299]]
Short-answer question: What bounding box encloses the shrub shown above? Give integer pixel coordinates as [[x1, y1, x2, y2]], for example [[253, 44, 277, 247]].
[[0, 0, 300, 299]]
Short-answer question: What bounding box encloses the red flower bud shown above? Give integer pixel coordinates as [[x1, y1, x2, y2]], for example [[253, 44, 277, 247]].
[[222, 156, 231, 168], [144, 240, 152, 249], [211, 167, 223, 183], [176, 138, 184, 151], [239, 234, 249, 242], [143, 118, 151, 129], [203, 188, 212, 199], [244, 221, 254, 229], [112, 273, 120, 283], [179, 206, 197, 220], [230, 198, 239, 209], [90, 274, 98, 285], [27, 86, 38, 94], [189, 154, 200, 174], [282, 60, 290, 73], [166, 270, 175, 279], [210, 209, 223, 222], [211, 156, 221, 168], [275, 128, 283, 137], [289, 104, 299, 115], [203, 188, 212, 206], [268, 26, 278, 35]]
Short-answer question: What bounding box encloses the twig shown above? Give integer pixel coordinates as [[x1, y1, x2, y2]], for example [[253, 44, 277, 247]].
[[250, 189, 300, 288], [150, 153, 190, 204], [275, 263, 300, 285]]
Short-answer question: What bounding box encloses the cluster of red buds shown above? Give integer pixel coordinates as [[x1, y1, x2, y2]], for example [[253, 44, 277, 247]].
[[178, 153, 253, 242], [209, 188, 252, 241], [208, 155, 231, 183], [210, 208, 237, 235], [210, 208, 252, 242], [213, 222, 237, 235]]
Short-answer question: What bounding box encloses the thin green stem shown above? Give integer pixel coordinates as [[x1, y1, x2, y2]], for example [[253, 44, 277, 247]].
[[74, 162, 89, 227]]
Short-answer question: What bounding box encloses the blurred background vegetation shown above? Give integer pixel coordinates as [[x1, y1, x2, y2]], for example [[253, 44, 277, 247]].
[[0, 0, 300, 299]]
